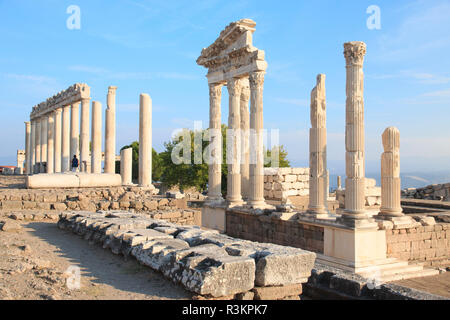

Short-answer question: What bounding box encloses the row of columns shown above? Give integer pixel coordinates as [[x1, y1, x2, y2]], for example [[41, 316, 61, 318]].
[[25, 87, 117, 175], [207, 71, 266, 208]]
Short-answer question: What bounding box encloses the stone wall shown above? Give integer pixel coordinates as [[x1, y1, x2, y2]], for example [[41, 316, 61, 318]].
[[381, 217, 450, 267], [226, 209, 324, 254], [58, 210, 316, 300], [264, 167, 310, 200], [0, 186, 201, 226], [402, 183, 450, 201], [336, 178, 381, 208]]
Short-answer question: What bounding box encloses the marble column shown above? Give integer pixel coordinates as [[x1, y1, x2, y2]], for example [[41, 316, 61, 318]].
[[70, 102, 80, 161], [207, 83, 224, 203], [35, 118, 41, 174], [121, 147, 132, 185], [91, 101, 102, 174], [240, 79, 250, 200], [80, 98, 90, 172], [104, 86, 117, 174], [30, 120, 36, 174], [226, 78, 243, 205], [40, 116, 48, 173], [24, 121, 31, 175], [61, 105, 71, 172], [47, 115, 54, 173], [307, 74, 329, 217], [247, 71, 266, 208], [379, 127, 403, 217], [54, 109, 62, 173], [337, 176, 342, 190], [139, 94, 152, 187], [341, 41, 372, 226]]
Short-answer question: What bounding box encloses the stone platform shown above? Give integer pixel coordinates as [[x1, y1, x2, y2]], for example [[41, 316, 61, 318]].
[[58, 210, 316, 299], [26, 172, 122, 189]]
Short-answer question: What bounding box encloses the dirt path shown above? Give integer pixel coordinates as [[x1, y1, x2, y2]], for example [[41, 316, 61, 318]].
[[0, 215, 192, 300], [392, 273, 450, 298]]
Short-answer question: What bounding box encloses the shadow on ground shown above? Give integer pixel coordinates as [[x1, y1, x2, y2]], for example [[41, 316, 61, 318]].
[[26, 221, 192, 299]]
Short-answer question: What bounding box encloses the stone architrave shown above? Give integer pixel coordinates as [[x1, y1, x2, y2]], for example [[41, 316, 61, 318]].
[[61, 105, 71, 172], [35, 118, 41, 173], [307, 74, 329, 217], [80, 98, 90, 172], [139, 93, 153, 187], [104, 86, 117, 173], [53, 109, 62, 173], [226, 77, 244, 206], [121, 147, 132, 185], [30, 120, 36, 174], [379, 127, 403, 218], [24, 122, 31, 174], [91, 101, 102, 174], [47, 116, 54, 173], [240, 80, 250, 200], [340, 41, 374, 228], [40, 116, 48, 173], [248, 71, 266, 208], [70, 102, 80, 161], [207, 83, 224, 203]]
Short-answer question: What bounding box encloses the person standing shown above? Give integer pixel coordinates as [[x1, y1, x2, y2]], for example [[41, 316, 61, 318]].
[[71, 155, 79, 172]]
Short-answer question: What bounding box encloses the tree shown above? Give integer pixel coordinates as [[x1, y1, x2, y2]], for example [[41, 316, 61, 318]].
[[117, 141, 162, 182], [265, 145, 290, 168]]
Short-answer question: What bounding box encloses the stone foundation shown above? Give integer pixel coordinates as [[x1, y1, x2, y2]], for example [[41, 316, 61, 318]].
[[226, 208, 324, 254], [58, 210, 316, 299]]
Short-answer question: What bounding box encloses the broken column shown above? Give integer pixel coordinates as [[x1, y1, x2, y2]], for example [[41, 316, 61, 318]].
[[61, 105, 71, 172], [91, 101, 102, 174], [80, 98, 90, 172], [104, 86, 117, 173], [54, 109, 62, 173], [379, 127, 403, 218], [35, 118, 41, 173], [47, 115, 54, 173], [40, 116, 48, 173], [121, 147, 132, 185], [247, 71, 266, 208], [337, 176, 342, 190], [340, 41, 373, 227], [139, 93, 152, 187], [24, 121, 31, 175], [70, 102, 80, 163], [240, 80, 250, 200], [307, 74, 329, 217], [207, 83, 224, 203], [226, 77, 243, 206]]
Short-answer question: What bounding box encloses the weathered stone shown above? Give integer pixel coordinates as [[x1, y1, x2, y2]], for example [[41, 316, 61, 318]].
[[252, 283, 302, 300], [1, 220, 22, 232]]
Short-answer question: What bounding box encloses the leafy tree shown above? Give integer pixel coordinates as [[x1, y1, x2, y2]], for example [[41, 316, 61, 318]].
[[117, 141, 161, 182], [265, 145, 290, 168]]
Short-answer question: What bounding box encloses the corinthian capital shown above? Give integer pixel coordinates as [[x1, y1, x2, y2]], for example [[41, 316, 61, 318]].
[[249, 71, 265, 89], [344, 41, 366, 66], [209, 83, 223, 99], [227, 77, 244, 97]]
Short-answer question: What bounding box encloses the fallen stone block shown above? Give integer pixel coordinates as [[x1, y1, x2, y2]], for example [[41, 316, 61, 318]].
[[252, 283, 303, 300]]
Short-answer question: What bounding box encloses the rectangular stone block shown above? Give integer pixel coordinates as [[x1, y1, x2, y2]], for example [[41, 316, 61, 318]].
[[252, 283, 302, 300]]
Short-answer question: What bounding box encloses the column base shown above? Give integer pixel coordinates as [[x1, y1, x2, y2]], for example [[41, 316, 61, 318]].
[[336, 208, 378, 229], [375, 214, 419, 229], [245, 199, 272, 210]]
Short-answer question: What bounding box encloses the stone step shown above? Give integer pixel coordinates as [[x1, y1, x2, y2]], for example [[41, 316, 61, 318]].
[[381, 268, 440, 282], [358, 263, 423, 278]]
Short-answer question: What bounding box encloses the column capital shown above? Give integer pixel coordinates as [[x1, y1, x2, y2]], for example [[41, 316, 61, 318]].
[[344, 41, 366, 66], [53, 108, 62, 115], [108, 86, 117, 94], [249, 71, 265, 89], [81, 97, 91, 103], [25, 121, 30, 125], [209, 82, 223, 99], [227, 77, 244, 97]]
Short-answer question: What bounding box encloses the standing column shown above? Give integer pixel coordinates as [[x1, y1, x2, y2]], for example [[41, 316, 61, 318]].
[[240, 80, 250, 200], [91, 101, 102, 174], [70, 102, 80, 163], [379, 127, 403, 217], [40, 116, 48, 173], [104, 86, 117, 173], [30, 120, 36, 174], [121, 147, 132, 185], [35, 118, 41, 173], [337, 176, 342, 190], [47, 115, 54, 173], [54, 109, 62, 173], [307, 74, 329, 217], [247, 71, 266, 208], [80, 98, 90, 172], [342, 41, 370, 225], [226, 78, 243, 206], [24, 121, 31, 175], [61, 105, 71, 172], [139, 94, 152, 187], [207, 83, 224, 203]]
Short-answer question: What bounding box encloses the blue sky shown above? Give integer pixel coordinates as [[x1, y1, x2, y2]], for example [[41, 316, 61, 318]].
[[0, 0, 449, 176]]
